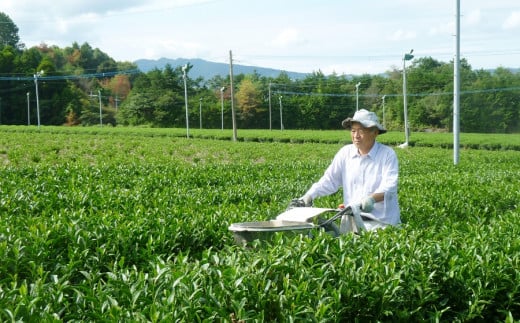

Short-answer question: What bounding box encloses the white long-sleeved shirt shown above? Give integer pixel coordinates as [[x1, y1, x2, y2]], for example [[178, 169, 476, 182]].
[[305, 142, 400, 225]]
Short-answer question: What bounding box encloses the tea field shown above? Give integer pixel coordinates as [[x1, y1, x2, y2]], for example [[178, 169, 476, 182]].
[[0, 126, 519, 322]]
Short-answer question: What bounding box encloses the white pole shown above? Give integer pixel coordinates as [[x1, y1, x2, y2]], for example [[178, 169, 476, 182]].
[[27, 92, 30, 125], [220, 87, 225, 130], [403, 58, 409, 145], [355, 82, 361, 111], [453, 0, 461, 165], [382, 95, 386, 128], [98, 90, 103, 127], [182, 64, 190, 138], [199, 97, 202, 129], [229, 50, 237, 141], [268, 82, 272, 130], [279, 95, 283, 130], [401, 50, 413, 147], [34, 72, 43, 128]]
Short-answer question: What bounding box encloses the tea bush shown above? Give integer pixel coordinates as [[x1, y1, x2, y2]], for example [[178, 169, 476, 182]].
[[0, 127, 519, 321]]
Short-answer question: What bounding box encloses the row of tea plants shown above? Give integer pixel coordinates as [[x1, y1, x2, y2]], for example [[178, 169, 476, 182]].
[[2, 125, 520, 150], [0, 128, 519, 321]]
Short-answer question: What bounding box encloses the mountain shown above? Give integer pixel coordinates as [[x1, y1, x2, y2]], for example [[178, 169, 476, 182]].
[[134, 57, 310, 80]]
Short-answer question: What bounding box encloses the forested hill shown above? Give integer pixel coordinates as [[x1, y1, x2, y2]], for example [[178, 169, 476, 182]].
[[135, 57, 517, 80], [134, 57, 310, 80]]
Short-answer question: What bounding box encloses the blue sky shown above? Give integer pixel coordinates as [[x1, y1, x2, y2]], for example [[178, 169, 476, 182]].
[[3, 0, 520, 75]]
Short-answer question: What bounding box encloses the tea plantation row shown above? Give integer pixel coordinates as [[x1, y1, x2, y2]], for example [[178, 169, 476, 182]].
[[2, 125, 520, 150], [0, 128, 519, 321]]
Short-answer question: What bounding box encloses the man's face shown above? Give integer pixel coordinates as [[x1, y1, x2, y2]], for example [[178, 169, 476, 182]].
[[350, 122, 378, 151]]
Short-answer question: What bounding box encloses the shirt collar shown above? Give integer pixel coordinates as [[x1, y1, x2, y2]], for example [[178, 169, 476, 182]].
[[352, 142, 379, 159]]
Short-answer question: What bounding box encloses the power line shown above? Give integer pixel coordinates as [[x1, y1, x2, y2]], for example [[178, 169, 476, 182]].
[[0, 69, 139, 81], [273, 86, 520, 98], [0, 83, 32, 94]]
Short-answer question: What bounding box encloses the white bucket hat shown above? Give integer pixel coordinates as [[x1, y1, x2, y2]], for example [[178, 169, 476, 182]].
[[341, 109, 386, 134]]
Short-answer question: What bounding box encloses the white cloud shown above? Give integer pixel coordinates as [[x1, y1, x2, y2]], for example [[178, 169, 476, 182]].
[[144, 48, 158, 59], [3, 0, 520, 75], [54, 13, 102, 34], [322, 61, 396, 76], [465, 9, 482, 26], [54, 18, 69, 35], [429, 21, 454, 36], [388, 29, 417, 41], [270, 28, 307, 48], [159, 39, 205, 58], [429, 8, 481, 36], [503, 11, 520, 29]]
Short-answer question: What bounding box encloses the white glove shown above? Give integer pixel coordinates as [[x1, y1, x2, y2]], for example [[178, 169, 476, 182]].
[[287, 194, 313, 209], [300, 194, 313, 207], [359, 196, 375, 212]]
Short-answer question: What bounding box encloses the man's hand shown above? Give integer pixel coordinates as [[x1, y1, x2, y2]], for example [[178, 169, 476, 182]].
[[288, 195, 313, 209], [359, 196, 375, 212]]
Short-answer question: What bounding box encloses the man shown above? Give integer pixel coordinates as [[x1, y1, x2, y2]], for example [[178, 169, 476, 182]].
[[293, 109, 400, 231]]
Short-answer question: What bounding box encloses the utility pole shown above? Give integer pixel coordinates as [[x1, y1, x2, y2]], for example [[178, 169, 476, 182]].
[[355, 82, 361, 111], [89, 91, 103, 126], [34, 70, 44, 128], [98, 90, 103, 127], [278, 96, 284, 130], [27, 92, 30, 125], [220, 87, 225, 130], [268, 82, 272, 130], [199, 97, 202, 129], [402, 49, 414, 147], [453, 0, 461, 165], [382, 95, 386, 128], [229, 50, 237, 141], [182, 64, 190, 138]]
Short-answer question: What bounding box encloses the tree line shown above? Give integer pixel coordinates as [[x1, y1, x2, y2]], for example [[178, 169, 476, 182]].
[[1, 12, 519, 133]]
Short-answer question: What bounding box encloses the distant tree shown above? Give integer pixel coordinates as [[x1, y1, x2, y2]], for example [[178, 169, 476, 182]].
[[365, 75, 388, 108], [0, 12, 23, 49], [206, 75, 229, 91], [406, 57, 451, 130], [118, 67, 185, 127], [14, 47, 42, 73], [235, 76, 262, 127], [36, 57, 68, 125], [63, 84, 89, 126], [493, 67, 520, 132], [0, 44, 16, 72], [116, 91, 155, 126], [106, 74, 131, 105]]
